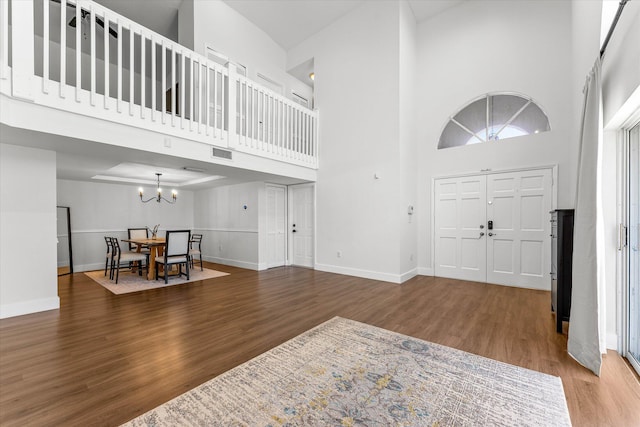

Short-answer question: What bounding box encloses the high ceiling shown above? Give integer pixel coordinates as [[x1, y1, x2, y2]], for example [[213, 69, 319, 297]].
[[95, 0, 466, 49]]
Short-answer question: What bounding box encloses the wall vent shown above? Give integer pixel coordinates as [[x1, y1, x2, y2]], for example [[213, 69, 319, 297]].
[[212, 147, 232, 160]]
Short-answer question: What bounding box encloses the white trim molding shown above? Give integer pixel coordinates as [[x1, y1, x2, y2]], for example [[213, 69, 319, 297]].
[[418, 267, 434, 276], [0, 297, 60, 319], [315, 263, 406, 284]]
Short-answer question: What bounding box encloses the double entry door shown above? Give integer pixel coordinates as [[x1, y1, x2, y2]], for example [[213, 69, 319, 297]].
[[434, 169, 552, 290]]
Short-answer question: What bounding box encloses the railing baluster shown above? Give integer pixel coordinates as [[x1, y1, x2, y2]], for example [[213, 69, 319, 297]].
[[189, 56, 194, 131], [198, 61, 203, 134], [180, 51, 185, 129], [90, 3, 95, 106], [205, 66, 210, 136], [222, 70, 226, 137], [103, 11, 109, 109], [140, 31, 145, 118], [252, 86, 257, 146], [213, 68, 218, 138], [150, 36, 155, 121], [117, 19, 122, 112], [43, 0, 49, 93], [161, 41, 166, 124], [59, 0, 66, 97], [171, 48, 176, 125], [75, 0, 81, 102], [129, 26, 134, 115]]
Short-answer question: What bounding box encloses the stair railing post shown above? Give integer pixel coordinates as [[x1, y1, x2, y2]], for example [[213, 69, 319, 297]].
[[11, 0, 35, 101]]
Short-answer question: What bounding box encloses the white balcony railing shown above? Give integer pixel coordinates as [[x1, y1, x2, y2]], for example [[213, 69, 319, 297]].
[[0, 0, 318, 169]]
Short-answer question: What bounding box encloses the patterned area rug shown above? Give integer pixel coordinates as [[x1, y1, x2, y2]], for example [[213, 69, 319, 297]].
[[84, 268, 229, 295], [123, 317, 571, 426]]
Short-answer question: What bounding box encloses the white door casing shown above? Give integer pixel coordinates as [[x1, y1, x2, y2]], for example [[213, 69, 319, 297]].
[[290, 184, 314, 268], [266, 184, 286, 268], [434, 168, 553, 290]]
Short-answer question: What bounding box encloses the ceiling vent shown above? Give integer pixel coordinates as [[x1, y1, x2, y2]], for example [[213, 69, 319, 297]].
[[212, 147, 232, 160]]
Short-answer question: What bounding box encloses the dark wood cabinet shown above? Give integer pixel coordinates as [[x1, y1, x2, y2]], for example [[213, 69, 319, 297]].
[[551, 209, 574, 333]]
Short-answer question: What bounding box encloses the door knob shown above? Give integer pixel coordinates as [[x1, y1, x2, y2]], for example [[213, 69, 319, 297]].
[[479, 224, 485, 229], [488, 232, 496, 237], [479, 232, 485, 238], [292, 230, 297, 233]]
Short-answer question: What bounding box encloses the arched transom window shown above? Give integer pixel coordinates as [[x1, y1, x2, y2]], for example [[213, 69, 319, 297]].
[[438, 93, 550, 149]]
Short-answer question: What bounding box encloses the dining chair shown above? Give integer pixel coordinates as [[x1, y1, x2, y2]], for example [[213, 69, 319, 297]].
[[128, 228, 150, 250], [155, 230, 191, 284], [104, 236, 116, 278], [189, 234, 203, 271], [111, 238, 148, 284]]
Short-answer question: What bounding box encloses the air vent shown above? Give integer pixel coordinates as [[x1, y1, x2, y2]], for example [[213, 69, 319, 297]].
[[212, 147, 232, 160]]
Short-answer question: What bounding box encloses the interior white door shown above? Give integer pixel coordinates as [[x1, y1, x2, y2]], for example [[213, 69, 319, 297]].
[[290, 184, 314, 268], [486, 170, 552, 289], [434, 175, 487, 282], [434, 168, 552, 289], [266, 185, 286, 268]]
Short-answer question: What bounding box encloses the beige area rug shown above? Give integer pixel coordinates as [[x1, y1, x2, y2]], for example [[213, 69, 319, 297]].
[[122, 317, 572, 426], [85, 268, 229, 295]]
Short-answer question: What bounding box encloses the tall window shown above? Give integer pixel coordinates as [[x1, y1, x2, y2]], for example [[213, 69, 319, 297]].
[[438, 93, 550, 149]]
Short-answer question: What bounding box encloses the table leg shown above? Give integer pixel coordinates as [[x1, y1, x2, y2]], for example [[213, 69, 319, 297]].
[[148, 247, 157, 280]]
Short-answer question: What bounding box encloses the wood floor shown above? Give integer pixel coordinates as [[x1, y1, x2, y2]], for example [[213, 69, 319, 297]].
[[1, 264, 639, 426]]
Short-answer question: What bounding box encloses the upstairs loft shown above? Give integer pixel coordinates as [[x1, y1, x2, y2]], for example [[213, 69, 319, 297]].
[[0, 0, 318, 180]]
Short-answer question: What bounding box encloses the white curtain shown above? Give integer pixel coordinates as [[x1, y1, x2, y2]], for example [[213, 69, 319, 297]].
[[568, 58, 606, 376]]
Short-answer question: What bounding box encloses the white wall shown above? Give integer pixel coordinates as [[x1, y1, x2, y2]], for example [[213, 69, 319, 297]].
[[0, 144, 59, 318], [287, 0, 417, 282], [56, 179, 194, 272], [415, 0, 575, 272], [193, 181, 264, 270], [182, 0, 312, 103]]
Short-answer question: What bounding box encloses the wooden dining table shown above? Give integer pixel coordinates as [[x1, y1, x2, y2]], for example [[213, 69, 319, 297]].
[[121, 237, 166, 280]]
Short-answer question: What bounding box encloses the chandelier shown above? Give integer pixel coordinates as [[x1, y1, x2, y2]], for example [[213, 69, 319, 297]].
[[139, 173, 177, 204]]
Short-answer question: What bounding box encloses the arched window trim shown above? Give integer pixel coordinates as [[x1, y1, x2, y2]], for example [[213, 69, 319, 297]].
[[437, 91, 551, 149]]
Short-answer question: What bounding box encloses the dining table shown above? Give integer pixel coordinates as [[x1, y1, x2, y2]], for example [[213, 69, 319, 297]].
[[121, 237, 166, 280]]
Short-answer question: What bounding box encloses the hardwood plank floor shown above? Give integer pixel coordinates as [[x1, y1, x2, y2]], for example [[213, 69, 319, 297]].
[[1, 264, 639, 426]]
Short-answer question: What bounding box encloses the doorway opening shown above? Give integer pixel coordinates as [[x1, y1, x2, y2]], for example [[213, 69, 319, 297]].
[[56, 206, 73, 276]]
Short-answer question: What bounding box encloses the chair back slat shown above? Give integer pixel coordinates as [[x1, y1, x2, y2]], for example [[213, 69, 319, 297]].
[[166, 230, 191, 257]]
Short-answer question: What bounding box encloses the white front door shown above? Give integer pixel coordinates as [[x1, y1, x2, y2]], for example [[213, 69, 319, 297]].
[[434, 168, 552, 289], [486, 170, 552, 289], [266, 184, 286, 268], [434, 175, 487, 282], [290, 184, 314, 268]]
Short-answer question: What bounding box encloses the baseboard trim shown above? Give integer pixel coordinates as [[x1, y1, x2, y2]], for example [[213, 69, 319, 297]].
[[315, 263, 403, 284], [418, 267, 434, 276], [399, 268, 418, 283], [205, 256, 260, 271], [74, 263, 104, 273], [0, 297, 60, 319]]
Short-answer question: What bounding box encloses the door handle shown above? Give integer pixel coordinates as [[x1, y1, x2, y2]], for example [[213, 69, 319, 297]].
[[479, 232, 485, 238], [488, 232, 496, 237], [292, 230, 297, 233]]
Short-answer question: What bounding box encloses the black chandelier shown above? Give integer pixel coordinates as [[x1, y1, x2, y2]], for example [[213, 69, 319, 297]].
[[139, 173, 177, 204]]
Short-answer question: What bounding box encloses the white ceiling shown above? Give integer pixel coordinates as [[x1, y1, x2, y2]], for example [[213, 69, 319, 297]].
[[95, 0, 467, 49]]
